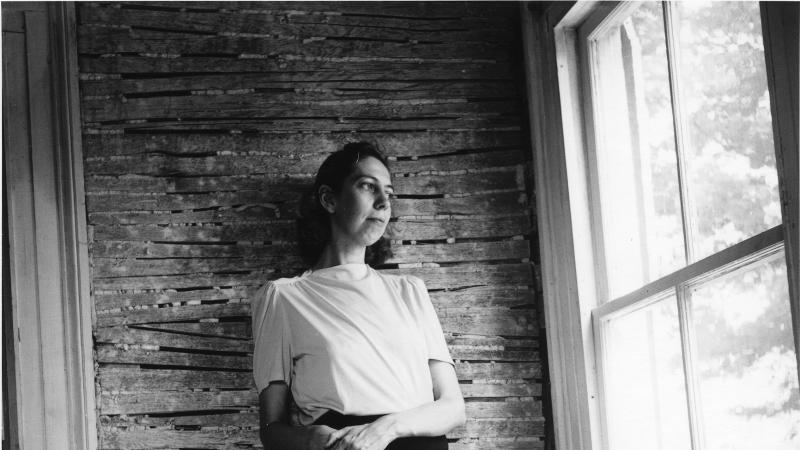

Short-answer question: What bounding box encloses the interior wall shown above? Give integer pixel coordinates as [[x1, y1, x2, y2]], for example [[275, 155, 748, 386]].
[[76, 2, 547, 448]]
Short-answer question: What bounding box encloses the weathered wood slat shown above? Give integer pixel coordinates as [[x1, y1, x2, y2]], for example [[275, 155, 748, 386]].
[[451, 437, 545, 449], [79, 3, 515, 30], [79, 56, 515, 80], [84, 116, 521, 133], [96, 303, 252, 327], [78, 27, 511, 60], [92, 257, 297, 278], [91, 222, 298, 241], [430, 286, 535, 308], [87, 191, 524, 217], [99, 428, 259, 450], [100, 389, 257, 415], [96, 301, 535, 338], [85, 170, 522, 196], [138, 322, 250, 339], [82, 94, 518, 123], [452, 349, 538, 362], [94, 286, 251, 310], [387, 263, 535, 290], [82, 76, 516, 99], [386, 215, 532, 240], [459, 418, 545, 438], [88, 207, 283, 226], [459, 383, 541, 398], [81, 130, 526, 158], [91, 241, 291, 259], [99, 394, 543, 418], [97, 362, 540, 393], [93, 241, 528, 277], [92, 273, 264, 291], [99, 418, 541, 449], [78, 12, 511, 46], [94, 285, 534, 311], [104, 412, 260, 428], [95, 326, 252, 352], [96, 344, 536, 372], [90, 219, 530, 253], [96, 308, 535, 343], [448, 335, 539, 349], [439, 308, 537, 337], [84, 148, 524, 177], [100, 390, 540, 419], [388, 240, 530, 264], [96, 345, 251, 370], [91, 262, 532, 291], [97, 367, 254, 392], [456, 362, 541, 380], [84, 81, 515, 103], [101, 400, 541, 431], [88, 1, 516, 18]]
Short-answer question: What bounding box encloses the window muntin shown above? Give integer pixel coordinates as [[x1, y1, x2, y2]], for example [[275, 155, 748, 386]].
[[583, 2, 800, 449]]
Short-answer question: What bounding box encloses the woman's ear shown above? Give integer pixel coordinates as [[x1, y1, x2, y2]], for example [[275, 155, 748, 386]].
[[318, 185, 336, 214]]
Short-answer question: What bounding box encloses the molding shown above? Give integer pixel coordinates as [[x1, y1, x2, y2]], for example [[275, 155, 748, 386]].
[[2, 2, 96, 448], [521, 3, 600, 450], [49, 3, 98, 448]]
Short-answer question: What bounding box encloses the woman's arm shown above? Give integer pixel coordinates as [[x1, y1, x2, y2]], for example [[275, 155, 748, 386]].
[[259, 382, 336, 450], [327, 360, 466, 449]]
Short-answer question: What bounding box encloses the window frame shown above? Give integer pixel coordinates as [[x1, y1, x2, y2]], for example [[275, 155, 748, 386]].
[[521, 2, 799, 449]]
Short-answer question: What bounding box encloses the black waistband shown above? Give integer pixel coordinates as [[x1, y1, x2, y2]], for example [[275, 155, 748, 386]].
[[314, 410, 386, 429]]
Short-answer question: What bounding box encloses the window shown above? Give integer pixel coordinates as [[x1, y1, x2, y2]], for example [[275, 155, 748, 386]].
[[523, 2, 799, 450]]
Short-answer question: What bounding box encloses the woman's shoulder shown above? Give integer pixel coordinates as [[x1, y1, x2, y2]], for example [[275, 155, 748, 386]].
[[252, 274, 307, 304], [373, 269, 427, 292]]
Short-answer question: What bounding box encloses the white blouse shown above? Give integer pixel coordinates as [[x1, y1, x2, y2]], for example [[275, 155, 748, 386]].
[[251, 263, 454, 426]]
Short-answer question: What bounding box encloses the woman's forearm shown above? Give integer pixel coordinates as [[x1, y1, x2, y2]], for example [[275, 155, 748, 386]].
[[380, 395, 466, 440]]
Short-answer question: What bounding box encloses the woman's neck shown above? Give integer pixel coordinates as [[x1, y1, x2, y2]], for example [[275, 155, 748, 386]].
[[312, 242, 366, 270]]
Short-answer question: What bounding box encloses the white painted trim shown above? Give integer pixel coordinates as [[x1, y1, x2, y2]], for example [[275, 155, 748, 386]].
[[50, 3, 98, 448], [2, 2, 97, 449], [593, 225, 784, 319], [521, 3, 601, 450]]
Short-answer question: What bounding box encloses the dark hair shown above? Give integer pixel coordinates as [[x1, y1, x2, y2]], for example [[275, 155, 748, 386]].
[[297, 142, 393, 268]]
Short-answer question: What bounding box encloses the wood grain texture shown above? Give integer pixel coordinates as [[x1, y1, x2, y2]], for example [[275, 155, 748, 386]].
[[81, 130, 526, 158], [78, 2, 544, 448]]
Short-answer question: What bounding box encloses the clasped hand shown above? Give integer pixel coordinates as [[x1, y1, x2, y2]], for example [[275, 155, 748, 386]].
[[322, 416, 397, 450]]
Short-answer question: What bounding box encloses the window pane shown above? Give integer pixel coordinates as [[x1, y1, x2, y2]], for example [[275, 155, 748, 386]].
[[602, 294, 691, 450], [674, 1, 781, 260], [688, 250, 800, 449], [591, 2, 686, 299]]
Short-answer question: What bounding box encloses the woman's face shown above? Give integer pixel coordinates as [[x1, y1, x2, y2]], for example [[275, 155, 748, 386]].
[[324, 156, 393, 248]]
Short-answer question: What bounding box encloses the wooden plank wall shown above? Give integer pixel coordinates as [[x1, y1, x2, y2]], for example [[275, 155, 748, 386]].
[[76, 2, 545, 449]]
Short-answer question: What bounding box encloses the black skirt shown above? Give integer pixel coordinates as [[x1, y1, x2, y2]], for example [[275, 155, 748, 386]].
[[314, 410, 448, 450]]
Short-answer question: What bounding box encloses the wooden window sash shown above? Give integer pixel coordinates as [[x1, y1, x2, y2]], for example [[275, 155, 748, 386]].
[[530, 1, 800, 449]]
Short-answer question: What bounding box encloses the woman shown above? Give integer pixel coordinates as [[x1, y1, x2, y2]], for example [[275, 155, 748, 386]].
[[252, 142, 466, 450]]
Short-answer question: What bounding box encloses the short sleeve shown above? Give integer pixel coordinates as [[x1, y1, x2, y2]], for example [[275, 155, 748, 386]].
[[251, 282, 292, 393], [408, 276, 455, 366]]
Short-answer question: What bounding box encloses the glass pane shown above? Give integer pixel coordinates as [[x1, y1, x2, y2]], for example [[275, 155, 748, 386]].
[[602, 294, 691, 450], [688, 250, 800, 450], [674, 1, 780, 260], [591, 2, 686, 299]]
